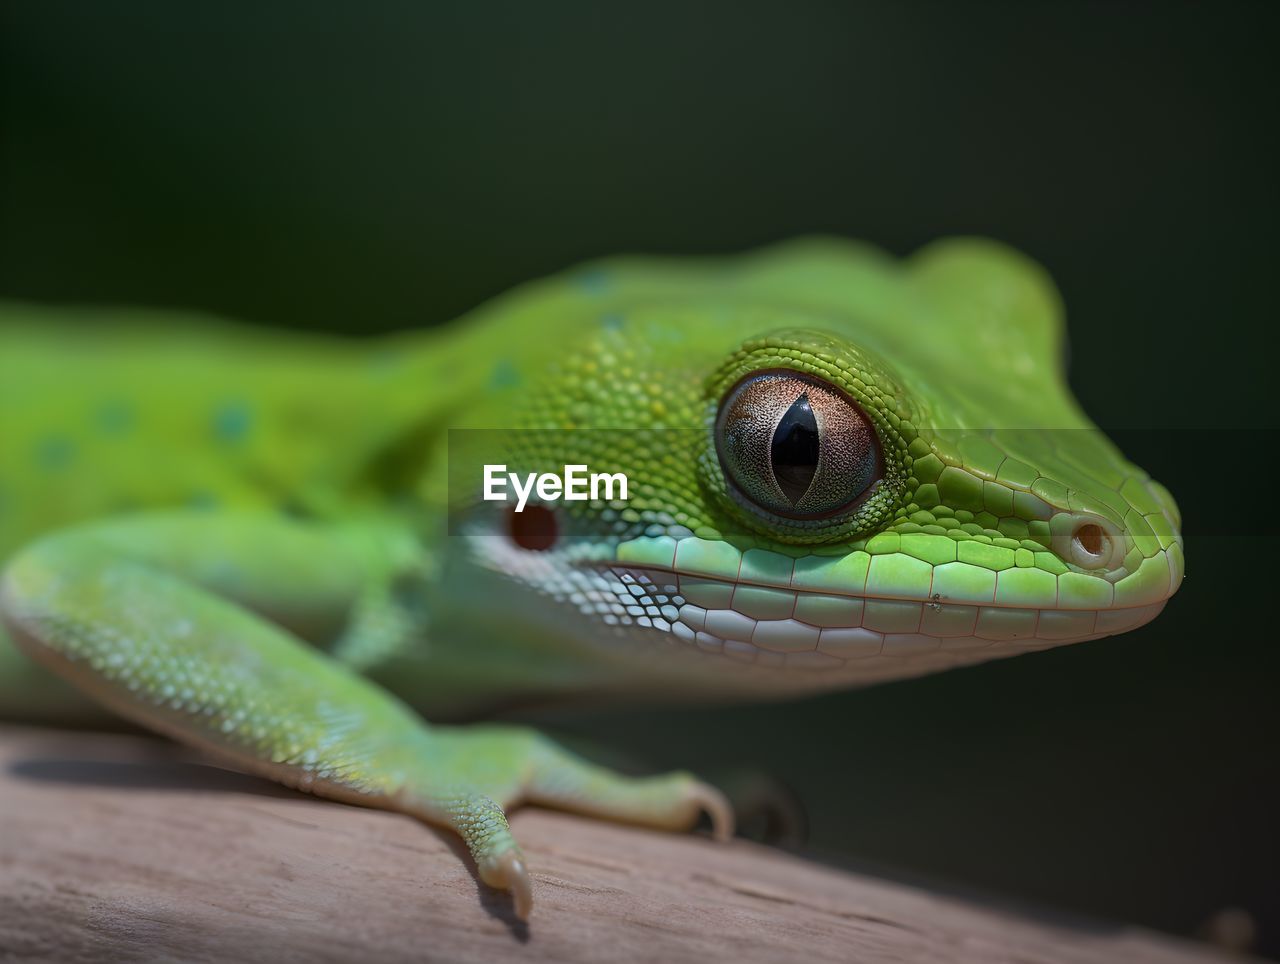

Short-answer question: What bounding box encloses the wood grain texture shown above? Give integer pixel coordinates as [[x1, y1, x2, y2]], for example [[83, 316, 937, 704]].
[[0, 725, 1229, 964]]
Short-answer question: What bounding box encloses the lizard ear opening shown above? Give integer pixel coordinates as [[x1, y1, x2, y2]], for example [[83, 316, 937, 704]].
[[508, 505, 558, 552]]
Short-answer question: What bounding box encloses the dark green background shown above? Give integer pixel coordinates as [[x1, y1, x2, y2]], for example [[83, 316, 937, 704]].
[[3, 1, 1276, 955]]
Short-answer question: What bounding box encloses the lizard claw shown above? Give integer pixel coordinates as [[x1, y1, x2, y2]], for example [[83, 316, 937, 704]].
[[481, 849, 533, 921], [689, 778, 735, 842]]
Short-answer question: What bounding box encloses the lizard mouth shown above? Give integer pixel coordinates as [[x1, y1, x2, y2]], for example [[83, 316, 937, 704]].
[[468, 522, 1178, 683], [578, 555, 1174, 680]]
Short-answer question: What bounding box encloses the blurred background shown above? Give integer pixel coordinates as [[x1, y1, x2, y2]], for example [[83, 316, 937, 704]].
[[2, 1, 1276, 955]]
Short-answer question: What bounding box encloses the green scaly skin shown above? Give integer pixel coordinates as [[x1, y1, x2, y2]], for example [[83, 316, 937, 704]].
[[0, 238, 1183, 919]]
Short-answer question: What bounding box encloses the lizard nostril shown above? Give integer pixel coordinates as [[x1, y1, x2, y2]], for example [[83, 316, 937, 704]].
[[1051, 512, 1124, 571], [1072, 523, 1109, 563]]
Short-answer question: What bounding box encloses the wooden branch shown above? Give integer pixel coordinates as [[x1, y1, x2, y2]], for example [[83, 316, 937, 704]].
[[0, 725, 1226, 964]]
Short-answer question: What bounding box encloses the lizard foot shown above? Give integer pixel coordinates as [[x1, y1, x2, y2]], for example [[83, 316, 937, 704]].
[[522, 732, 736, 840], [397, 726, 734, 920]]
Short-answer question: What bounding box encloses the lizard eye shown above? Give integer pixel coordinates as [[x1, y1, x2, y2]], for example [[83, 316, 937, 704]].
[[715, 371, 882, 518]]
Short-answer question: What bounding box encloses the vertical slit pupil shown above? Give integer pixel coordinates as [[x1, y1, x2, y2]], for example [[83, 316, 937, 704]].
[[771, 394, 820, 506]]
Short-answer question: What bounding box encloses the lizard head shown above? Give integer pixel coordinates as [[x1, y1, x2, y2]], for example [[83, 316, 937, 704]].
[[450, 238, 1184, 699]]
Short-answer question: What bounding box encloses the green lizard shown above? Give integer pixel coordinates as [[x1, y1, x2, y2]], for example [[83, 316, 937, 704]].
[[0, 238, 1183, 920]]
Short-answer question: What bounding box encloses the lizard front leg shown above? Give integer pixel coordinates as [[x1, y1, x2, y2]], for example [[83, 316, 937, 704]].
[[0, 512, 729, 919]]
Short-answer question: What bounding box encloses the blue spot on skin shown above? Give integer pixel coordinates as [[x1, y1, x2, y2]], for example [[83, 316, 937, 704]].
[[368, 349, 405, 377], [601, 313, 626, 331], [188, 490, 219, 511], [575, 269, 611, 296], [35, 435, 76, 471], [96, 400, 135, 435], [212, 401, 253, 442], [488, 360, 522, 389]]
